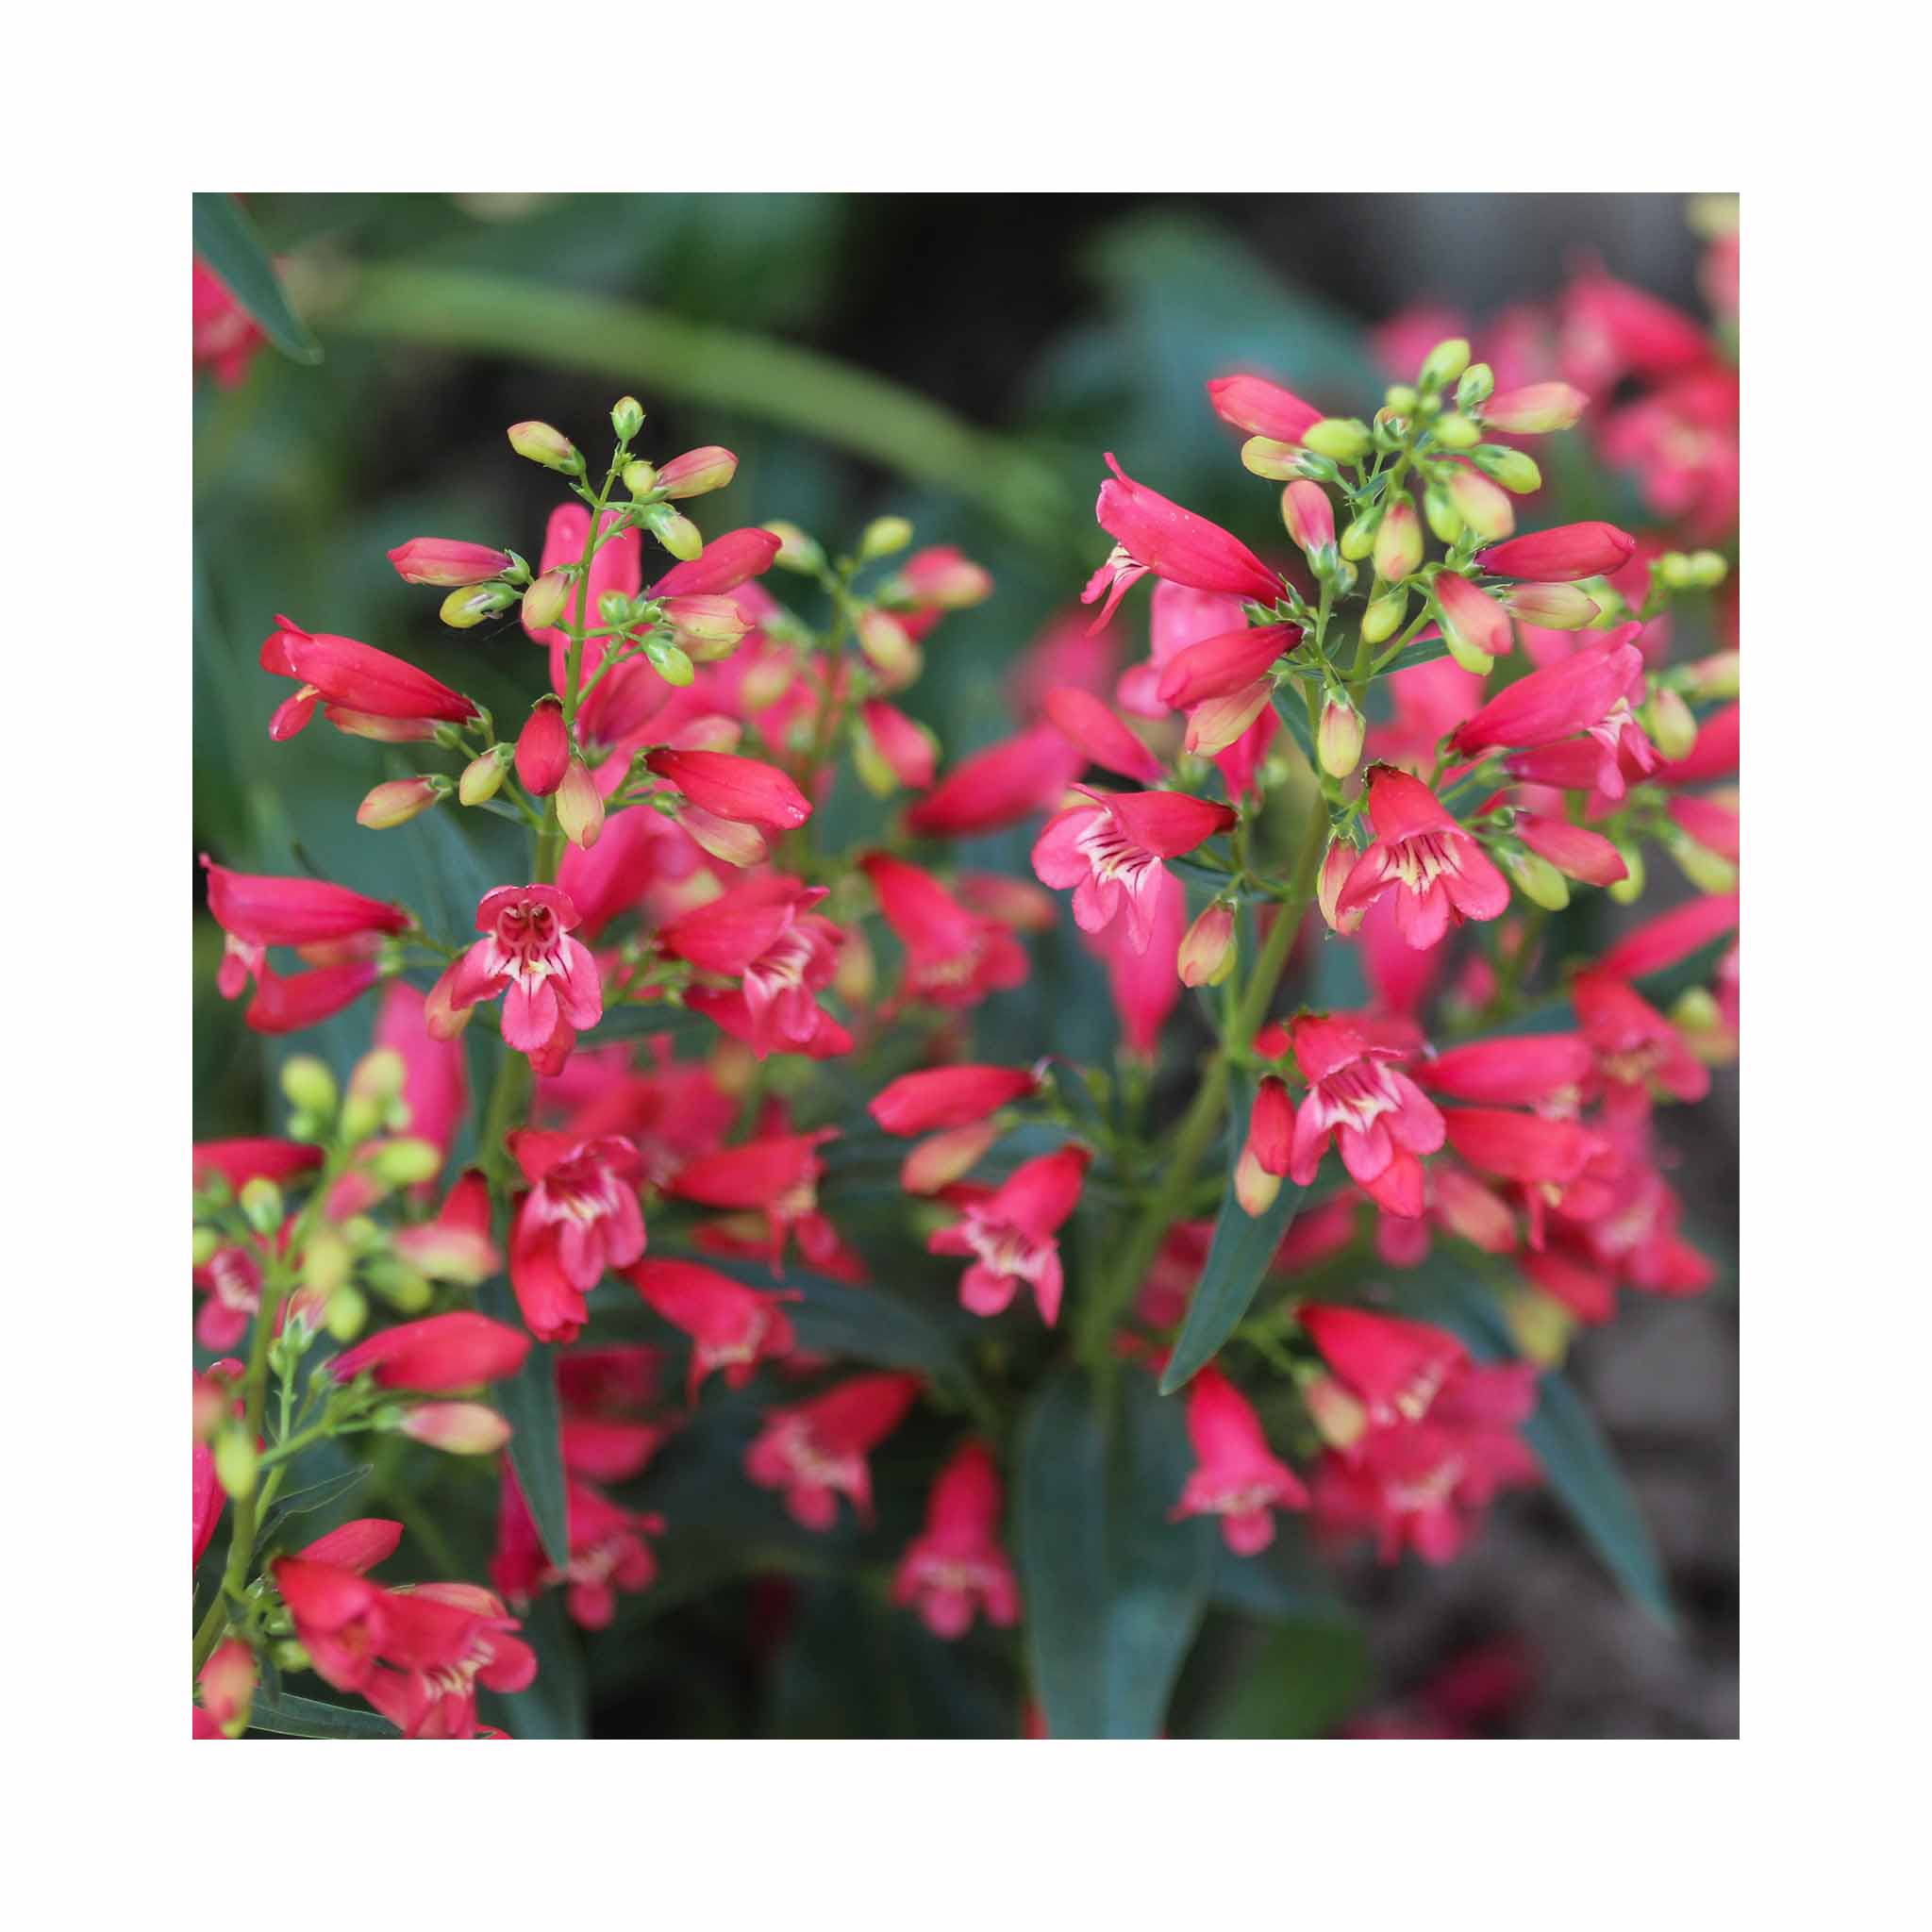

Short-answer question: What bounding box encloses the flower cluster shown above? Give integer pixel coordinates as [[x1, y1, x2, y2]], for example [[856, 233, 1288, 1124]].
[[195, 219, 1736, 1739]]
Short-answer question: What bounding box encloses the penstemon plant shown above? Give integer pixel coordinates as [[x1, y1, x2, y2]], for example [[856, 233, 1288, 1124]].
[[193, 254, 1739, 1740]]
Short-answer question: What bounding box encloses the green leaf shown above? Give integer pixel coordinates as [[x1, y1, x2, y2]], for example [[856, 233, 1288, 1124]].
[[247, 1690, 399, 1740], [484, 1591, 588, 1739], [192, 193, 324, 365], [1015, 1370, 1215, 1738], [1367, 635, 1453, 679], [477, 1275, 571, 1571], [1159, 1076, 1307, 1394], [1194, 1618, 1371, 1739], [1398, 1260, 1675, 1628], [258, 1463, 373, 1542], [1270, 683, 1320, 771]]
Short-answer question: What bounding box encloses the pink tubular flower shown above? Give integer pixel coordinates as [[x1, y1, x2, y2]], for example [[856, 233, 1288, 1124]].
[[642, 747, 810, 833], [624, 1257, 798, 1397], [1084, 453, 1283, 629], [650, 526, 783, 598], [386, 539, 513, 587], [1287, 1016, 1445, 1218], [1419, 1034, 1593, 1110], [1170, 1365, 1309, 1556], [1433, 574, 1515, 669], [870, 1064, 1039, 1135], [1598, 891, 1739, 981], [658, 875, 842, 1058], [201, 854, 408, 953], [193, 1139, 323, 1194], [906, 724, 1087, 837], [492, 1466, 664, 1629], [1516, 813, 1627, 887], [362, 1582, 537, 1739], [1572, 973, 1710, 1109], [1300, 1306, 1468, 1430], [1476, 523, 1637, 582], [1206, 375, 1324, 444], [1441, 1108, 1595, 1188], [326, 1311, 532, 1391], [436, 884, 602, 1058], [928, 1144, 1090, 1324], [744, 1373, 922, 1530], [515, 698, 570, 796], [668, 1130, 842, 1273], [260, 616, 478, 740], [506, 1130, 647, 1343], [858, 852, 1027, 1010], [1042, 686, 1164, 784], [1032, 787, 1237, 955], [1088, 864, 1188, 1056], [1336, 766, 1510, 949], [858, 698, 937, 789], [892, 1440, 1021, 1638], [1450, 628, 1648, 763], [192, 258, 266, 387], [1155, 623, 1297, 708]]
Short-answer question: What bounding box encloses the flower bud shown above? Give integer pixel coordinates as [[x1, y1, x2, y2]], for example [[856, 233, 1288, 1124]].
[[1446, 466, 1515, 541], [858, 515, 914, 561], [357, 777, 441, 830], [1418, 337, 1470, 390], [1435, 574, 1513, 672], [1317, 696, 1365, 778], [239, 1176, 285, 1237], [1340, 506, 1382, 561], [1471, 444, 1542, 493], [641, 501, 703, 561], [192, 1225, 222, 1269], [1671, 834, 1737, 894], [1645, 687, 1699, 761], [369, 1138, 441, 1188], [678, 805, 767, 868], [1372, 496, 1423, 582], [350, 1046, 407, 1108], [1234, 1145, 1282, 1218], [1607, 841, 1646, 905], [200, 1639, 258, 1739], [610, 395, 645, 441], [556, 759, 606, 849], [857, 608, 920, 686], [515, 697, 570, 797], [214, 1427, 258, 1499], [1480, 381, 1589, 435], [1499, 844, 1572, 910], [1317, 840, 1365, 934], [763, 521, 824, 574], [279, 1056, 338, 1120], [1280, 479, 1336, 557], [400, 1402, 512, 1456], [460, 744, 513, 806], [1456, 362, 1495, 411], [1384, 383, 1419, 414], [387, 540, 514, 588], [1302, 417, 1374, 463], [440, 584, 518, 628], [663, 594, 750, 658], [1501, 1286, 1574, 1369], [658, 445, 739, 499], [902, 1121, 1002, 1195], [1359, 585, 1408, 646], [643, 635, 695, 687], [507, 421, 581, 473], [1178, 903, 1238, 987], [622, 458, 659, 497], [1690, 651, 1740, 700], [522, 569, 573, 633], [1305, 1374, 1369, 1451], [325, 1284, 369, 1341], [1423, 482, 1463, 544], [1498, 583, 1600, 628], [1432, 412, 1480, 450], [363, 1255, 433, 1314], [302, 1227, 352, 1299]]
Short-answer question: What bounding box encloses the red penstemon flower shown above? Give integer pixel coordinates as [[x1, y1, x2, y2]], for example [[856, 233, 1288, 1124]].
[[1278, 1014, 1446, 1218], [892, 1440, 1020, 1638], [1170, 1366, 1309, 1555], [928, 1144, 1090, 1324], [744, 1373, 921, 1530], [433, 884, 603, 1062], [1032, 787, 1237, 955], [1335, 766, 1511, 948], [505, 1130, 648, 1343], [624, 1257, 799, 1397], [658, 874, 843, 1058]]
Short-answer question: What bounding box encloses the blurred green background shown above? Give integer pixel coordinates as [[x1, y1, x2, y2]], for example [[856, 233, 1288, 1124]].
[[194, 192, 1734, 1736]]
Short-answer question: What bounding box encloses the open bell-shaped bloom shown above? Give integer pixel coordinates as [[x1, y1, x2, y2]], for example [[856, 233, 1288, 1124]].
[[858, 852, 1027, 1011], [891, 1440, 1021, 1638], [905, 725, 1087, 837], [869, 1064, 1039, 1135], [435, 884, 603, 1060], [506, 1130, 646, 1343], [1287, 1015, 1445, 1218], [624, 1257, 798, 1398], [928, 1144, 1090, 1325], [1032, 787, 1237, 955], [260, 615, 478, 741], [657, 875, 842, 1058], [744, 1373, 922, 1530], [325, 1311, 532, 1392], [1170, 1365, 1309, 1555], [1336, 766, 1510, 950]]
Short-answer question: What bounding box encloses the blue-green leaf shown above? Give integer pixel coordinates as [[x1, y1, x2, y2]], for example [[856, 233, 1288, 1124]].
[[484, 1591, 588, 1739], [258, 1463, 372, 1542], [1159, 1076, 1306, 1395], [1015, 1370, 1214, 1738], [1194, 1618, 1371, 1739], [247, 1690, 399, 1740], [477, 1275, 570, 1571], [192, 193, 324, 365]]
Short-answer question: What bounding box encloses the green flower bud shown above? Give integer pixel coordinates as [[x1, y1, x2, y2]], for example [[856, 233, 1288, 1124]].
[[1672, 836, 1738, 894], [239, 1176, 285, 1238], [858, 515, 913, 561], [1418, 338, 1471, 391], [1372, 496, 1423, 582], [644, 635, 695, 687], [762, 522, 824, 574], [279, 1056, 338, 1121], [507, 421, 581, 473], [325, 1284, 369, 1342], [1240, 436, 1304, 480], [1359, 585, 1409, 646], [1687, 550, 1729, 588], [641, 501, 702, 561], [1500, 845, 1572, 911], [1456, 362, 1495, 411], [369, 1138, 441, 1188], [1471, 444, 1543, 494], [1340, 507, 1382, 562], [440, 584, 518, 629], [610, 395, 645, 441], [623, 458, 660, 497], [1431, 411, 1480, 449], [1645, 688, 1699, 762], [1607, 841, 1646, 905], [364, 1256, 433, 1314], [302, 1227, 352, 1298], [1302, 418, 1374, 463], [214, 1428, 258, 1500], [522, 569, 573, 633], [459, 744, 514, 806], [1423, 483, 1463, 545], [1384, 383, 1419, 414], [192, 1225, 222, 1269]]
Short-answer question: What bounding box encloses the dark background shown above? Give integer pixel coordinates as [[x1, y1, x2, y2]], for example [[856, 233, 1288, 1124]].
[[195, 192, 1736, 1736]]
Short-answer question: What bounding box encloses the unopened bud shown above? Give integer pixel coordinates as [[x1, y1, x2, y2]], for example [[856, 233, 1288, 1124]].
[[857, 608, 919, 686], [1418, 337, 1471, 390], [663, 594, 750, 658], [622, 458, 660, 497], [1645, 687, 1699, 761], [1431, 412, 1480, 450], [1479, 381, 1589, 435], [1607, 841, 1646, 905], [507, 421, 582, 474], [325, 1284, 368, 1341], [1423, 482, 1463, 544], [522, 569, 573, 632], [902, 1121, 1001, 1195], [610, 395, 645, 441], [440, 584, 518, 629], [1500, 845, 1572, 910], [643, 635, 695, 686], [1302, 417, 1374, 464], [557, 759, 606, 849], [363, 1256, 433, 1314], [1456, 362, 1495, 412], [1672, 835, 1738, 894], [1316, 841, 1365, 935], [1372, 497, 1423, 582], [763, 521, 824, 574], [192, 1225, 222, 1269], [1240, 436, 1303, 481], [1687, 549, 1728, 588], [199, 1639, 258, 1740], [357, 777, 441, 830], [460, 744, 513, 806], [1280, 479, 1336, 557], [1340, 506, 1382, 561], [1499, 582, 1600, 629], [1304, 1374, 1368, 1451], [1178, 903, 1238, 988], [1501, 1285, 1574, 1368], [657, 445, 739, 499], [279, 1056, 338, 1120], [1471, 444, 1542, 493], [1234, 1145, 1282, 1218], [302, 1227, 352, 1298], [515, 697, 570, 798], [1359, 585, 1409, 646], [1317, 696, 1365, 778], [858, 515, 914, 561], [1446, 466, 1515, 542], [641, 501, 703, 561], [369, 1138, 441, 1188], [1690, 651, 1740, 700], [400, 1402, 512, 1456], [239, 1176, 284, 1237], [214, 1427, 258, 1499], [1384, 383, 1419, 414], [350, 1046, 407, 1108]]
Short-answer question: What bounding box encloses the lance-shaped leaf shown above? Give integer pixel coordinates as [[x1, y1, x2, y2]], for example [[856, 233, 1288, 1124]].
[[246, 1690, 400, 1740], [1015, 1369, 1215, 1738], [477, 1272, 570, 1571], [1159, 1075, 1307, 1395], [192, 192, 324, 365]]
